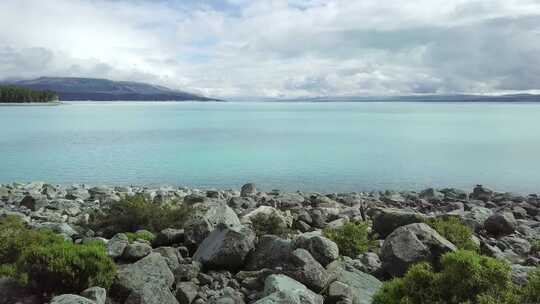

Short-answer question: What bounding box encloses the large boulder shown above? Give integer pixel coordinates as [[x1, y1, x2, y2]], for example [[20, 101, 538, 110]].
[[184, 202, 241, 246], [112, 253, 175, 302], [49, 294, 95, 304], [292, 232, 339, 266], [380, 223, 457, 277], [484, 212, 517, 236], [245, 235, 293, 270], [461, 206, 493, 231], [326, 258, 383, 304], [122, 242, 152, 262], [283, 249, 330, 292], [125, 284, 179, 304], [240, 183, 257, 197], [470, 185, 493, 202], [193, 226, 256, 271], [80, 287, 106, 304], [369, 207, 426, 238], [258, 274, 323, 304], [243, 206, 293, 229], [107, 233, 129, 259], [153, 228, 184, 247]]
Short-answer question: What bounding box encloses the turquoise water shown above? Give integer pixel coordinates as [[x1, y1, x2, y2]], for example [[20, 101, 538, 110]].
[[1, 101, 540, 193]]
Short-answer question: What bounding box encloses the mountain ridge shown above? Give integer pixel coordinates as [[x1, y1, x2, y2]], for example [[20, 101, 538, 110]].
[[4, 77, 220, 101]]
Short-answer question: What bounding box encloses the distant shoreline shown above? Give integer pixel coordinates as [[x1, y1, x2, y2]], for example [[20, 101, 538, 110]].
[[0, 102, 62, 106]]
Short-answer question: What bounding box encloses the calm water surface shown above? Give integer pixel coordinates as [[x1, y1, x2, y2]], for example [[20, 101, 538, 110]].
[[1, 101, 540, 193]]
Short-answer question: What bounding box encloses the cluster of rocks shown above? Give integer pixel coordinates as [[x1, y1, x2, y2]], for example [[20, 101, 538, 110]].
[[1, 182, 540, 304]]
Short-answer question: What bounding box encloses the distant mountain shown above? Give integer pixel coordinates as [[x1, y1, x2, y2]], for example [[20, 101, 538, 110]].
[[5, 77, 220, 101], [277, 94, 540, 102]]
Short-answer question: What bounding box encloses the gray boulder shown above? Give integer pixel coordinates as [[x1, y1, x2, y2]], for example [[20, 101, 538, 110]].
[[184, 202, 241, 246], [471, 185, 493, 202], [175, 282, 198, 304], [125, 284, 178, 304], [112, 253, 175, 302], [370, 207, 425, 238], [326, 259, 382, 304], [153, 247, 182, 272], [246, 235, 293, 270], [326, 281, 354, 304], [292, 232, 339, 266], [80, 287, 106, 304], [283, 248, 330, 292], [193, 226, 256, 271], [260, 274, 323, 304], [381, 223, 457, 277], [153, 228, 184, 247], [122, 242, 152, 262], [484, 212, 517, 236], [49, 294, 95, 304], [461, 206, 493, 231], [240, 183, 257, 197], [107, 233, 129, 259]]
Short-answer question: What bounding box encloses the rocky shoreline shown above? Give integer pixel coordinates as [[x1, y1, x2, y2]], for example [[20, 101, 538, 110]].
[[1, 182, 539, 304]]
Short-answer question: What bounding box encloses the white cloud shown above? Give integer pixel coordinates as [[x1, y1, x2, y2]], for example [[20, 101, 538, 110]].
[[0, 0, 539, 97]]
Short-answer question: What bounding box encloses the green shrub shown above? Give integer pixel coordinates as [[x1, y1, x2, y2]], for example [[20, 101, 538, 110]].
[[88, 195, 194, 237], [126, 230, 156, 243], [372, 250, 520, 304], [426, 217, 479, 251], [0, 216, 116, 296], [521, 267, 540, 303], [323, 221, 377, 257], [531, 240, 540, 253], [250, 212, 290, 236], [16, 241, 116, 294]]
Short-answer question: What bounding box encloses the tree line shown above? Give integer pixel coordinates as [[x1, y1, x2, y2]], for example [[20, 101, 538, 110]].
[[0, 85, 58, 103]]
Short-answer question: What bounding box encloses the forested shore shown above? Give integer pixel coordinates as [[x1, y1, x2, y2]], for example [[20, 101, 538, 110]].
[[0, 85, 58, 103]]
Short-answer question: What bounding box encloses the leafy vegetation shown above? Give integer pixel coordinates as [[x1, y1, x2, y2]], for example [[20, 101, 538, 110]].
[[126, 230, 156, 243], [0, 85, 58, 103], [250, 212, 291, 236], [0, 216, 116, 296], [88, 194, 194, 237], [531, 240, 540, 253], [426, 217, 479, 251], [372, 250, 540, 304], [323, 220, 377, 257]]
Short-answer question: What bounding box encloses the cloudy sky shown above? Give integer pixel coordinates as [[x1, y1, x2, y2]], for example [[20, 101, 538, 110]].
[[1, 0, 539, 98]]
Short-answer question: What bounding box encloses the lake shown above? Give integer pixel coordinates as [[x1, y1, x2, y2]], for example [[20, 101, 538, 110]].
[[1, 101, 540, 193]]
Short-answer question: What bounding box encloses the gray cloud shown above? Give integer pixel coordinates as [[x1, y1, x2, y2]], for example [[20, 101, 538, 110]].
[[0, 0, 539, 97]]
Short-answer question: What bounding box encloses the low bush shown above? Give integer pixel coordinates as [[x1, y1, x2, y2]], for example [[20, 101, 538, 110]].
[[372, 250, 538, 304], [16, 241, 116, 294], [323, 220, 377, 257], [426, 217, 479, 251], [531, 240, 540, 253], [250, 212, 290, 236], [88, 195, 194, 237], [125, 230, 155, 243], [0, 216, 116, 296]]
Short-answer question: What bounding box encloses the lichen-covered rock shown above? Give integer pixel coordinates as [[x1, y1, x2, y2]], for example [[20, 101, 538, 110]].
[[381, 223, 457, 277], [484, 212, 517, 236], [184, 202, 241, 246], [193, 226, 255, 271], [49, 294, 95, 304], [260, 274, 323, 304], [292, 232, 339, 266], [326, 258, 382, 304], [122, 242, 153, 262], [369, 207, 426, 238], [107, 233, 129, 259], [80, 287, 106, 304], [112, 253, 175, 302], [283, 248, 330, 292]]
